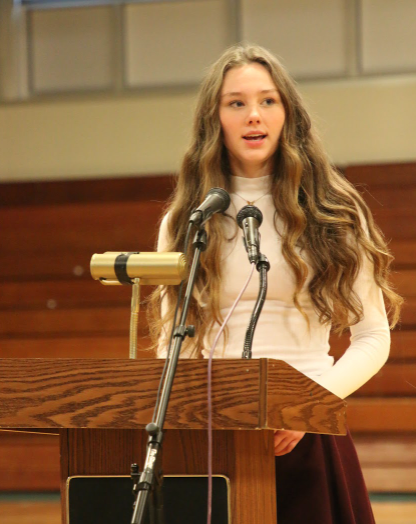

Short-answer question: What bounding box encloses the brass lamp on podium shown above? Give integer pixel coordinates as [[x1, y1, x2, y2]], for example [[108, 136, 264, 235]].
[[90, 252, 187, 358]]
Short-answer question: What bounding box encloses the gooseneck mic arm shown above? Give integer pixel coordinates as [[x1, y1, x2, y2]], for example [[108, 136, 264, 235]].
[[237, 205, 270, 359], [242, 254, 270, 359]]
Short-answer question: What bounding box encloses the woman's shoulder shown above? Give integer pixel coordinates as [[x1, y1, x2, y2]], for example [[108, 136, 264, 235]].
[[157, 212, 171, 252]]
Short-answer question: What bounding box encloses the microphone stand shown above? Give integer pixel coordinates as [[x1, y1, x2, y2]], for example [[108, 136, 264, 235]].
[[242, 254, 270, 359], [130, 227, 208, 524]]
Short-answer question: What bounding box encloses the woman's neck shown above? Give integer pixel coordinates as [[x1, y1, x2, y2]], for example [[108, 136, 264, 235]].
[[229, 158, 272, 179]]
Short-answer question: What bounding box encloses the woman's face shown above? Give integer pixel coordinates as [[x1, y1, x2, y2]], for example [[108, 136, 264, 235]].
[[219, 63, 285, 177]]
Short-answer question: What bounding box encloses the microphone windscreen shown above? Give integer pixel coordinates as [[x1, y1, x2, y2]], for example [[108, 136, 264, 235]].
[[206, 187, 231, 213], [236, 205, 263, 228]]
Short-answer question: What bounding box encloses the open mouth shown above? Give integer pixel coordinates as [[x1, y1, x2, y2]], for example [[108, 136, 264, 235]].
[[243, 134, 267, 141]]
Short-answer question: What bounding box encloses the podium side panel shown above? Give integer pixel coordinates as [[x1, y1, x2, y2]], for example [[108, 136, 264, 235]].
[[60, 429, 69, 524], [233, 430, 277, 524], [60, 429, 277, 524]]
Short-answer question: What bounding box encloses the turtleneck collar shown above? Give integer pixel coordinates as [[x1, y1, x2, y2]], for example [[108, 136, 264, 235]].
[[230, 174, 272, 198]]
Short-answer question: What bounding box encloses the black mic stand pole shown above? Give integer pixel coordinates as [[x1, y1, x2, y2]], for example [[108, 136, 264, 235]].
[[242, 254, 270, 359], [131, 227, 208, 524]]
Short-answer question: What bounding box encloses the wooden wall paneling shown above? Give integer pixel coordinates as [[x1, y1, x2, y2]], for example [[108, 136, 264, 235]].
[[367, 209, 416, 240], [0, 336, 152, 359], [350, 181, 416, 210], [0, 175, 176, 208], [0, 201, 164, 254], [355, 185, 416, 211], [0, 250, 116, 280], [398, 298, 416, 326], [0, 280, 134, 308], [0, 176, 172, 369], [353, 364, 416, 396], [345, 162, 416, 186], [391, 270, 416, 296], [0, 431, 60, 491], [347, 398, 416, 432], [0, 307, 139, 337], [354, 435, 416, 492], [389, 240, 416, 268], [346, 164, 416, 243]]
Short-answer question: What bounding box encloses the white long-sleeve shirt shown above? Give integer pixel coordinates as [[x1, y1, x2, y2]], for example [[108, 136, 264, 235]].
[[157, 174, 390, 399]]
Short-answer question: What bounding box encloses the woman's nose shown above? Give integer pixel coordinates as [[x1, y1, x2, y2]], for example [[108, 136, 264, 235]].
[[248, 116, 260, 124], [247, 105, 261, 124]]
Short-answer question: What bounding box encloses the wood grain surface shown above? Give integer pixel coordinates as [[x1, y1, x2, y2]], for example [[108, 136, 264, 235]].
[[265, 360, 347, 435], [0, 358, 346, 435]]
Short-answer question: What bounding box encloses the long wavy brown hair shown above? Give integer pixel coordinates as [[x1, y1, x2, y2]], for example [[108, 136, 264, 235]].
[[148, 44, 402, 357]]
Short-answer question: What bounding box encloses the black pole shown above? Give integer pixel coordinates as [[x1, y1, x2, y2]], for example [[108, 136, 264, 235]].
[[131, 228, 208, 524]]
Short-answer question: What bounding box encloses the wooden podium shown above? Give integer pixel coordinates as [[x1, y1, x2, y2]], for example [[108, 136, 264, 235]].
[[0, 358, 346, 523]]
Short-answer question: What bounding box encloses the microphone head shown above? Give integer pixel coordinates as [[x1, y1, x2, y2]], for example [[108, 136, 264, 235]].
[[206, 187, 231, 213], [189, 187, 231, 226], [236, 205, 263, 228]]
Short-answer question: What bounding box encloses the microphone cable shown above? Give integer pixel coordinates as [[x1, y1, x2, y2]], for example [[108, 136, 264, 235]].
[[206, 262, 256, 524]]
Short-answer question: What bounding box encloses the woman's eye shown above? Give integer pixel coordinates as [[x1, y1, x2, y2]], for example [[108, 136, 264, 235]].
[[229, 100, 244, 108], [263, 98, 276, 106]]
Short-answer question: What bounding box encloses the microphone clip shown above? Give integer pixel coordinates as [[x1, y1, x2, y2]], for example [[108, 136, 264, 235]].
[[256, 253, 270, 272]]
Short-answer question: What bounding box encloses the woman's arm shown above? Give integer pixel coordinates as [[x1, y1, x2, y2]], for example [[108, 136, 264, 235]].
[[314, 254, 391, 399], [155, 213, 171, 358]]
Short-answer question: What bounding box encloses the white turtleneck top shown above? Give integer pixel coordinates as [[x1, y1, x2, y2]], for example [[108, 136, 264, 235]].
[[157, 174, 390, 399]]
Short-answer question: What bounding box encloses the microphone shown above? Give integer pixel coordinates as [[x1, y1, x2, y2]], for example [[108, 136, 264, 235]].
[[189, 188, 230, 226], [236, 205, 263, 264]]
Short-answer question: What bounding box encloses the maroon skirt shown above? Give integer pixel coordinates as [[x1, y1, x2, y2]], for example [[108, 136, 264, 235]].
[[275, 430, 375, 524]]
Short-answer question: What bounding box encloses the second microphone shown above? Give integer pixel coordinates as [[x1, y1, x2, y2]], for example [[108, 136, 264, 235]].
[[236, 205, 263, 265]]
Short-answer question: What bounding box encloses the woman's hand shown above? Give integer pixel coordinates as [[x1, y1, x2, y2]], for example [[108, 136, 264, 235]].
[[274, 430, 305, 456]]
